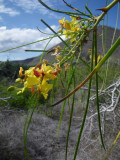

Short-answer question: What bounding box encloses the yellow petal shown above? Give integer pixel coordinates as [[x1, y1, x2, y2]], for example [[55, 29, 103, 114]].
[[37, 80, 53, 99], [64, 21, 71, 30], [25, 67, 35, 76], [59, 17, 65, 25], [26, 76, 40, 87]]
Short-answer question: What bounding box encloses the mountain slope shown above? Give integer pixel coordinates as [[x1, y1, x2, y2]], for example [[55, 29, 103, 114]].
[[12, 26, 120, 66]]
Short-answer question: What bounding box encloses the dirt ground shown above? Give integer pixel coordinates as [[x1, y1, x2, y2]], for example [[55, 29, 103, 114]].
[[0, 97, 120, 160]]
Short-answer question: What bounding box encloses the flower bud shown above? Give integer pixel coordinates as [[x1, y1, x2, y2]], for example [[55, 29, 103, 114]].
[[7, 86, 15, 91], [15, 78, 21, 83], [17, 91, 22, 95]]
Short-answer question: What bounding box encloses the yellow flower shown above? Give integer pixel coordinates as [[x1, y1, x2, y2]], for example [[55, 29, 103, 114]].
[[60, 17, 81, 43], [14, 62, 59, 99], [25, 76, 40, 87], [97, 55, 103, 62], [59, 17, 71, 30], [59, 17, 65, 25], [70, 16, 77, 22], [25, 67, 35, 76], [17, 66, 40, 95], [56, 55, 62, 61], [71, 26, 81, 32], [37, 79, 53, 99], [88, 49, 92, 53], [64, 20, 71, 30], [63, 30, 70, 38], [40, 64, 56, 80], [52, 46, 61, 56], [63, 30, 76, 42], [89, 54, 103, 63]]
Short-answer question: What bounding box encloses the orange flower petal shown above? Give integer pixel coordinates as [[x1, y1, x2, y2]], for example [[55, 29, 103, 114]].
[[33, 69, 42, 77], [31, 86, 35, 94], [19, 67, 24, 77]]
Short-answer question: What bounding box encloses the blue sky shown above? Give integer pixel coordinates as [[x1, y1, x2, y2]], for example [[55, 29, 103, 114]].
[[0, 0, 120, 61]]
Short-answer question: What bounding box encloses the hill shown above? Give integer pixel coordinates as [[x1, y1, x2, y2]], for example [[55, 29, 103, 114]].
[[11, 26, 120, 66]]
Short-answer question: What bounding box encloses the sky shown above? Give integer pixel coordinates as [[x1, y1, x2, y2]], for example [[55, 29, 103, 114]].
[[0, 0, 120, 61]]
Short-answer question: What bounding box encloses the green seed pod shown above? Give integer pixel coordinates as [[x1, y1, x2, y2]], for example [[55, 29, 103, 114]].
[[17, 91, 22, 95], [7, 86, 15, 91], [15, 78, 21, 83]]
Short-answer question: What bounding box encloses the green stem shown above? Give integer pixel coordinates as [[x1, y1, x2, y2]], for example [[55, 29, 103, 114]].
[[95, 36, 120, 71], [25, 50, 48, 52], [38, 0, 92, 17], [59, 33, 84, 65], [53, 36, 120, 106], [111, 2, 119, 45], [94, 0, 119, 28], [106, 0, 120, 11], [63, 0, 87, 15], [59, 0, 120, 66], [0, 36, 55, 53], [105, 131, 120, 160], [41, 19, 69, 47], [65, 70, 75, 160], [73, 30, 94, 160], [94, 29, 105, 149], [57, 57, 75, 137]]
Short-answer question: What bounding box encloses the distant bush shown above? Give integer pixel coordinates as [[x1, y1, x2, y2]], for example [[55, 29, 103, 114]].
[[0, 60, 29, 81]]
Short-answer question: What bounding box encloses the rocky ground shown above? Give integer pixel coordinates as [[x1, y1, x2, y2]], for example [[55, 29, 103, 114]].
[[0, 93, 120, 160]]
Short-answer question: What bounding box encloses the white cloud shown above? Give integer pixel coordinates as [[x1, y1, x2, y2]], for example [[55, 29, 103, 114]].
[[9, 0, 62, 18], [0, 4, 20, 16], [9, 0, 50, 14], [0, 26, 63, 61], [0, 26, 6, 30], [44, 25, 60, 33]]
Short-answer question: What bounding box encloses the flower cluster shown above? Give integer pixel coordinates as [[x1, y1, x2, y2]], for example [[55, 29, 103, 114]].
[[90, 54, 103, 64], [88, 49, 103, 64], [8, 63, 60, 99], [59, 16, 82, 42], [51, 46, 62, 62]]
